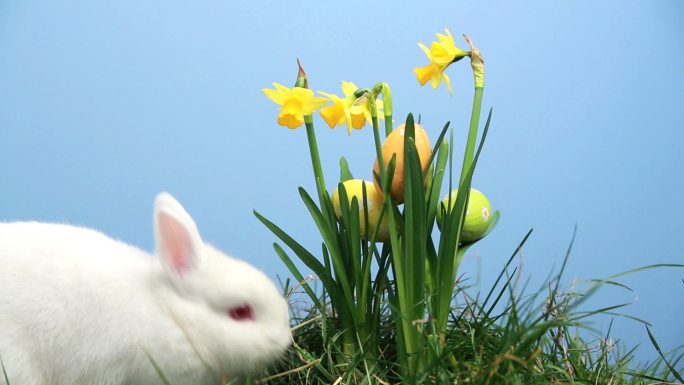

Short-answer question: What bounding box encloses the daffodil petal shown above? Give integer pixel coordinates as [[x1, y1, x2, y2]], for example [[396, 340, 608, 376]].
[[273, 82, 292, 96], [430, 70, 442, 89], [443, 73, 453, 96], [344, 113, 353, 135], [341, 81, 358, 98], [431, 42, 455, 65], [418, 42, 431, 58], [302, 96, 329, 115], [318, 91, 342, 102], [291, 87, 315, 99], [262, 87, 285, 105]]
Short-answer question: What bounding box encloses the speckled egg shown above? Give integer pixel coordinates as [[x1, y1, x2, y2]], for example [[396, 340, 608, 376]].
[[437, 188, 492, 243]]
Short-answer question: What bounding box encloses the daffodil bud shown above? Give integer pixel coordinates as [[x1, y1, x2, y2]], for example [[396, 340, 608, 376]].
[[295, 58, 308, 89], [437, 188, 492, 243], [331, 180, 389, 242]]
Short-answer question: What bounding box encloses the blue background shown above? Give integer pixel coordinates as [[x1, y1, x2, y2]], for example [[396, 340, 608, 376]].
[[1, 1, 682, 363]]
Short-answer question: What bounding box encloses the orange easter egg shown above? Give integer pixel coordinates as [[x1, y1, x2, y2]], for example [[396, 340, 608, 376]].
[[372, 123, 432, 203]]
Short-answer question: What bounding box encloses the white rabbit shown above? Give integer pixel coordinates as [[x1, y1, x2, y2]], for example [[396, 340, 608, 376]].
[[0, 193, 291, 385]]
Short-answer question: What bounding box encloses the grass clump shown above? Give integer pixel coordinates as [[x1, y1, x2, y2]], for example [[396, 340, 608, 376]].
[[258, 233, 683, 385]]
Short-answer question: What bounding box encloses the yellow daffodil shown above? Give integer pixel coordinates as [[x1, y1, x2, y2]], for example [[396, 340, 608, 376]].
[[262, 83, 329, 129], [414, 29, 469, 95], [414, 62, 453, 95], [318, 81, 383, 135], [419, 29, 467, 65], [318, 91, 353, 133]]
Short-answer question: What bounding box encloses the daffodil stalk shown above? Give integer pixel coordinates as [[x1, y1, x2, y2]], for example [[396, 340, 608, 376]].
[[261, 62, 329, 205], [413, 32, 499, 368], [372, 82, 394, 137], [412, 29, 485, 187], [294, 62, 329, 203], [458, 35, 485, 185]]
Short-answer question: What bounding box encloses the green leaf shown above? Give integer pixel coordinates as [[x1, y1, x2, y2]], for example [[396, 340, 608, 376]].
[[425, 138, 449, 235], [144, 351, 172, 385], [254, 210, 345, 316], [436, 109, 495, 330], [423, 121, 450, 180], [254, 210, 328, 282], [339, 156, 354, 182], [404, 137, 427, 316], [347, 196, 362, 297], [298, 188, 356, 318], [272, 243, 322, 310], [647, 326, 684, 383], [0, 355, 10, 385], [481, 229, 533, 315]]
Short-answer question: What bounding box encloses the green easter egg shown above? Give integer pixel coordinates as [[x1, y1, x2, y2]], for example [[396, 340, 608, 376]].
[[437, 188, 493, 243]]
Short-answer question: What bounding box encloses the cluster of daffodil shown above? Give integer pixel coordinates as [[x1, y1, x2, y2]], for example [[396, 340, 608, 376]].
[[256, 29, 498, 379], [262, 79, 381, 134]]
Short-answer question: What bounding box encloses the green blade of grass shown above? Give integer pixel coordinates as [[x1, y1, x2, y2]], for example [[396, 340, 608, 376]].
[[254, 210, 329, 285], [623, 371, 671, 383], [481, 229, 533, 316], [545, 224, 577, 323], [405, 135, 427, 318], [347, 197, 363, 315], [335, 183, 352, 270], [601, 263, 684, 282], [423, 121, 450, 181], [1, 355, 10, 385], [298, 187, 355, 315], [273, 243, 322, 310], [646, 325, 684, 383], [144, 351, 172, 385], [425, 138, 449, 237]]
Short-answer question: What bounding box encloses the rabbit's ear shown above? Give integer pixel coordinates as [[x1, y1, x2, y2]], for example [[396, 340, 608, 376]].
[[154, 193, 203, 276]]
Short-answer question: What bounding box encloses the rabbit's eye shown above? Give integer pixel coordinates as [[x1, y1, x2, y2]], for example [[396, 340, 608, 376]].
[[228, 304, 255, 321]]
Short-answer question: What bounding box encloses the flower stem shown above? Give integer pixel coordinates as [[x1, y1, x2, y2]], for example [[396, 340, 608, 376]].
[[304, 115, 327, 199], [373, 82, 394, 137], [458, 86, 483, 186]]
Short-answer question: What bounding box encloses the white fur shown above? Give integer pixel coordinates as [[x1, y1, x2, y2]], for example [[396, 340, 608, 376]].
[[0, 193, 291, 385]]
